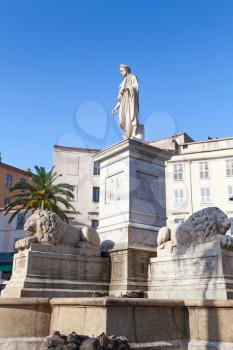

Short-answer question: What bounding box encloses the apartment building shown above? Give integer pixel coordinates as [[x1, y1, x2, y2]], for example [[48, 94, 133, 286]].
[[165, 136, 233, 234], [0, 160, 27, 281], [53, 145, 100, 228], [149, 132, 194, 152], [0, 160, 27, 209]]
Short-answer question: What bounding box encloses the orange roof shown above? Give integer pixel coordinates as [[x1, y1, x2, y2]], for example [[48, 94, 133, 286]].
[[0, 162, 27, 175]]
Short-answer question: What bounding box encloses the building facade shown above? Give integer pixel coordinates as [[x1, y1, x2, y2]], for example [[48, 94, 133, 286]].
[[53, 134, 193, 229], [0, 161, 28, 281], [53, 145, 100, 228], [149, 132, 194, 152], [0, 161, 27, 208], [165, 137, 233, 234], [0, 213, 25, 281], [53, 135, 233, 236]]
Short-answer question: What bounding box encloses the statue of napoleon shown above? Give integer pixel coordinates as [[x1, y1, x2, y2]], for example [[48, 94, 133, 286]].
[[112, 64, 144, 140]]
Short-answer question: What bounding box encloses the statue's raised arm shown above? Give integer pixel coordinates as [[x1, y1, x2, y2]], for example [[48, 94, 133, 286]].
[[112, 64, 144, 140]]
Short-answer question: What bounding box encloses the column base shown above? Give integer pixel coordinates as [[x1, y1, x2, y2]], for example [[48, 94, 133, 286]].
[[109, 244, 156, 297]]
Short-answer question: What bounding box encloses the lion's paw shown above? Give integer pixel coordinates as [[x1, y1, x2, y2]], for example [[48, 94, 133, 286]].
[[15, 237, 37, 251], [219, 234, 233, 249]]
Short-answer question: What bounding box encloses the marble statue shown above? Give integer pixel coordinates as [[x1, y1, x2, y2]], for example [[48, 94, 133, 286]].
[[2, 209, 109, 297], [157, 207, 231, 254], [112, 64, 141, 139], [148, 207, 233, 299], [15, 209, 100, 250]]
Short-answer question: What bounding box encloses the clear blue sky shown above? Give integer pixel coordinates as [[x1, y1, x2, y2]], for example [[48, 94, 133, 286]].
[[1, 0, 233, 170]]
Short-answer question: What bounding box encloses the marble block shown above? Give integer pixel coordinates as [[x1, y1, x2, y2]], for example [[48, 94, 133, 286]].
[[93, 139, 170, 296], [148, 207, 233, 300], [1, 243, 110, 298], [94, 139, 171, 251], [109, 243, 156, 296], [148, 240, 233, 300]]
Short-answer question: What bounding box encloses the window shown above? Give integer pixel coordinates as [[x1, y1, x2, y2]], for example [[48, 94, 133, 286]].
[[199, 161, 209, 179], [226, 159, 233, 177], [19, 178, 26, 192], [174, 189, 184, 205], [6, 174, 13, 188], [16, 213, 25, 229], [66, 158, 79, 175], [174, 218, 185, 224], [200, 187, 211, 203], [93, 161, 100, 175], [228, 186, 233, 201], [92, 187, 100, 203], [173, 163, 183, 181], [4, 197, 11, 205], [91, 219, 99, 229], [229, 218, 233, 235]]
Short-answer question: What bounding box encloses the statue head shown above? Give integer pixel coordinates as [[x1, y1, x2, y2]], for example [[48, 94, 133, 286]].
[[119, 64, 131, 77]]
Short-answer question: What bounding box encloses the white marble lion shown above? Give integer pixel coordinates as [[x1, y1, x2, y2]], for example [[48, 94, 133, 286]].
[[15, 209, 100, 250], [157, 207, 232, 254]]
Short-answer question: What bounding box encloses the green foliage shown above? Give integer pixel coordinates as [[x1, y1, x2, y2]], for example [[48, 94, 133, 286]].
[[2, 166, 75, 223]]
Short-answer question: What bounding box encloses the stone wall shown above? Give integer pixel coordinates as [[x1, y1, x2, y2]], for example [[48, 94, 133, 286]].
[[0, 297, 51, 349], [0, 298, 233, 349]]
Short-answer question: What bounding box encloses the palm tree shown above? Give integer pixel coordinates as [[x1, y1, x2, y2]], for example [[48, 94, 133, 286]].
[[2, 166, 76, 223]]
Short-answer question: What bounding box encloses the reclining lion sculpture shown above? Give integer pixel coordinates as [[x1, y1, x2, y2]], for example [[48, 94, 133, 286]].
[[157, 207, 232, 254], [16, 209, 100, 250]]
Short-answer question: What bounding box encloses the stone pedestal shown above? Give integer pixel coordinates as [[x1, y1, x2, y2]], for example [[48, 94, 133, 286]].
[[148, 240, 233, 300], [94, 139, 170, 295], [109, 244, 156, 296], [1, 243, 109, 298]]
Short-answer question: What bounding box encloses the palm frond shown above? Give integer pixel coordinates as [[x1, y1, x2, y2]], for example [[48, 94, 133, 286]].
[[2, 165, 76, 224]]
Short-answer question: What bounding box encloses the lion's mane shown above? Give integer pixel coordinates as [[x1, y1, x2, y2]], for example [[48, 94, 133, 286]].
[[187, 207, 223, 241], [22, 209, 100, 248], [25, 210, 65, 244], [158, 207, 231, 251]]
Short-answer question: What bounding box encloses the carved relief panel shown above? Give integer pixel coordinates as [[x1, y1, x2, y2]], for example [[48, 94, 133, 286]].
[[105, 171, 124, 203]]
